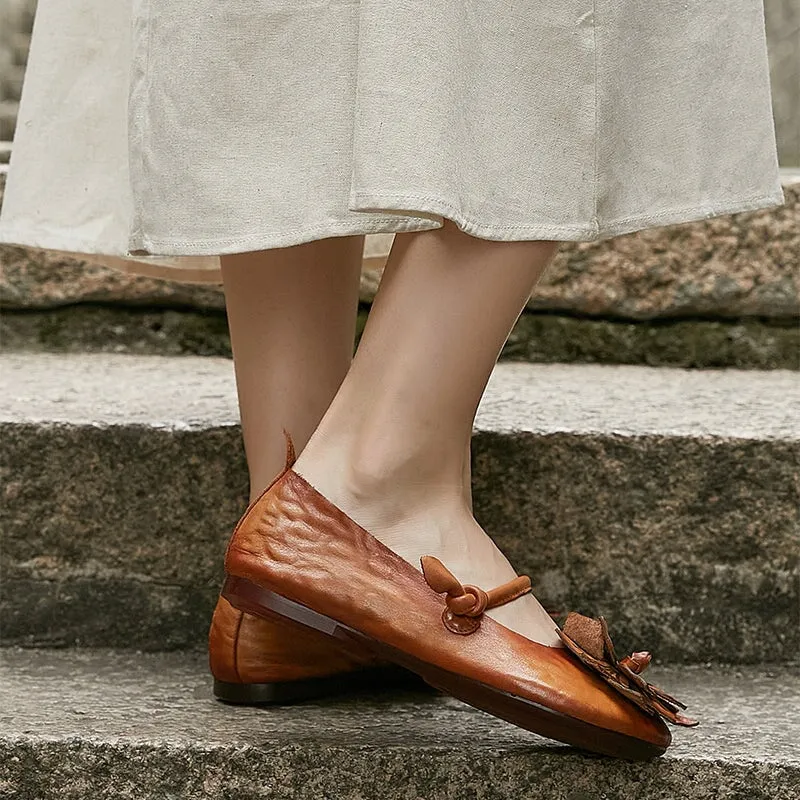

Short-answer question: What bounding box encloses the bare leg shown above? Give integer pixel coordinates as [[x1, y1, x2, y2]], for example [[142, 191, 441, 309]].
[[463, 441, 473, 513], [220, 236, 363, 503], [293, 219, 561, 644]]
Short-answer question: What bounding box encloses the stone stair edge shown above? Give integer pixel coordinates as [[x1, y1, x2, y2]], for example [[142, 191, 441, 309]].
[[2, 353, 799, 440], [0, 649, 797, 800], [3, 302, 799, 372], [2, 354, 797, 662]]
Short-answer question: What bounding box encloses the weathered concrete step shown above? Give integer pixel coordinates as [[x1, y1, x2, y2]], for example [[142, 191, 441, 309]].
[[1, 354, 798, 663], [0, 649, 797, 800]]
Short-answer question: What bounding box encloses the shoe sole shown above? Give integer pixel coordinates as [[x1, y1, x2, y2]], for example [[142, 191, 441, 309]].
[[221, 574, 668, 760], [214, 665, 431, 705]]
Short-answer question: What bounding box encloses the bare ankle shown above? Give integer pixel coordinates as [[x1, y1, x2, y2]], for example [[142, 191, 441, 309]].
[[295, 414, 465, 502]]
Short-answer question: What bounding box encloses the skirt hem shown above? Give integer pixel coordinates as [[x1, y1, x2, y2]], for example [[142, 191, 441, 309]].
[[350, 188, 787, 243], [126, 215, 441, 256], [0, 187, 786, 264]]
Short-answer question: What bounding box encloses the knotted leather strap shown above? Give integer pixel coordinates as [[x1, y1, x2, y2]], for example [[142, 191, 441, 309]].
[[421, 555, 531, 635]]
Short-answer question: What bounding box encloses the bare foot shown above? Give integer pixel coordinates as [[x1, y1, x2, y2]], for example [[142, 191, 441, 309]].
[[292, 457, 562, 647]]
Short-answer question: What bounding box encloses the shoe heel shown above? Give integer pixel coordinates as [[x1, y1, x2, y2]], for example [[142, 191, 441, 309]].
[[214, 666, 430, 706], [214, 676, 336, 705], [221, 574, 347, 639]]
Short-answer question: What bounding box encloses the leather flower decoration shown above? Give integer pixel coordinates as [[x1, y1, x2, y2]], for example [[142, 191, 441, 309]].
[[557, 612, 698, 726]]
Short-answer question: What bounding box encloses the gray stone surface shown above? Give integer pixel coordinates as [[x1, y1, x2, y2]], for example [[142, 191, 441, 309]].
[[1, 178, 798, 321], [520, 174, 798, 319], [0, 305, 236, 356], [505, 313, 800, 370], [1, 354, 798, 662], [0, 649, 797, 799], [3, 354, 798, 439], [3, 305, 799, 370]]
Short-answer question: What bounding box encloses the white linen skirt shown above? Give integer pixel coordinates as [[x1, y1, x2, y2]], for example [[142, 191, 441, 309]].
[[0, 0, 786, 285]]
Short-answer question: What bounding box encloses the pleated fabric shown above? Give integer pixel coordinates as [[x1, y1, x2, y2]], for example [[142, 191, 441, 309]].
[[0, 0, 786, 284]]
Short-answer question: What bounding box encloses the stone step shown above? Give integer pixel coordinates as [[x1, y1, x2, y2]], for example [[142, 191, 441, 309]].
[[3, 305, 798, 370], [0, 648, 797, 800], [1, 354, 798, 663]]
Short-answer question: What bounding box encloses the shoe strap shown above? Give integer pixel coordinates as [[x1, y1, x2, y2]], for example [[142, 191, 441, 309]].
[[420, 555, 531, 619]]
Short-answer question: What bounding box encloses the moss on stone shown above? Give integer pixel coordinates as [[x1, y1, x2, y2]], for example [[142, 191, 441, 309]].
[[2, 306, 233, 357], [504, 314, 800, 370], [2, 305, 797, 369]]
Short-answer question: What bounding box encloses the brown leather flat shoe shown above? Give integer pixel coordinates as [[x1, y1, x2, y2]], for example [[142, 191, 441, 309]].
[[221, 433, 696, 758], [208, 594, 423, 704], [209, 435, 424, 704]]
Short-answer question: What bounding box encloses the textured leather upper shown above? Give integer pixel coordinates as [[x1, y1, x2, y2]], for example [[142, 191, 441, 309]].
[[209, 436, 382, 684], [225, 465, 671, 748]]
